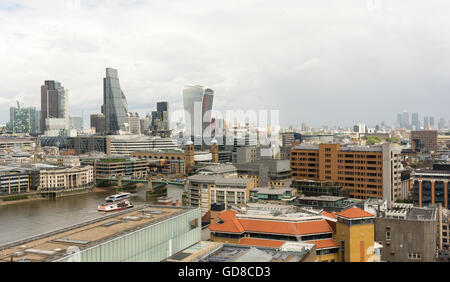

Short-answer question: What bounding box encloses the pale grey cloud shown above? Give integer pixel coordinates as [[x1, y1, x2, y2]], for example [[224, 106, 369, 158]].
[[0, 0, 450, 128]]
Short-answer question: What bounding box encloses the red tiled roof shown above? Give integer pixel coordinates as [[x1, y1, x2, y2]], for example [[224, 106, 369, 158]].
[[208, 210, 333, 236], [308, 239, 339, 250], [321, 211, 337, 219], [239, 218, 333, 235], [209, 210, 244, 233], [335, 207, 375, 219], [239, 238, 286, 248]]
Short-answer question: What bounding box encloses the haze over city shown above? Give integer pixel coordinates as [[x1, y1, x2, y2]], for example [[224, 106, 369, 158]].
[[1, 0, 449, 128]]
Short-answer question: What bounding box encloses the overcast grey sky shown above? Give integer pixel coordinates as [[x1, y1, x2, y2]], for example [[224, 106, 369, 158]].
[[1, 0, 449, 128]]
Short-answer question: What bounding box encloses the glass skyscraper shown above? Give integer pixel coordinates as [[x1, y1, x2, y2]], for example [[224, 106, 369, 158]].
[[40, 80, 69, 132], [102, 67, 128, 134], [182, 85, 214, 147], [9, 101, 37, 134]]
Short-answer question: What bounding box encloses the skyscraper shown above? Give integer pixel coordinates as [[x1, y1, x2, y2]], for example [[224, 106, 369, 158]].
[[401, 111, 409, 129], [429, 116, 435, 129], [102, 68, 128, 134], [424, 116, 430, 130], [156, 101, 169, 131], [41, 80, 69, 132], [9, 101, 37, 134], [182, 85, 214, 146], [411, 113, 419, 130]]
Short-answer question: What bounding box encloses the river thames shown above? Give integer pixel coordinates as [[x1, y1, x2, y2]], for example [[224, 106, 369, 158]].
[[0, 185, 184, 245]]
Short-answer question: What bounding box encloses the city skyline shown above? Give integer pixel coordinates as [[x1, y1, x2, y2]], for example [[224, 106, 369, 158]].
[[1, 1, 450, 128]]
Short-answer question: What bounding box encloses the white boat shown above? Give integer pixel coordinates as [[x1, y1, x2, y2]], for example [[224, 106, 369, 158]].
[[105, 192, 131, 203], [97, 200, 134, 212]]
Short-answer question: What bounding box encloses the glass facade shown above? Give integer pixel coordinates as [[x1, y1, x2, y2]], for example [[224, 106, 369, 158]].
[[103, 68, 128, 133], [9, 103, 37, 134], [182, 85, 214, 145], [413, 180, 420, 206], [57, 208, 201, 262]]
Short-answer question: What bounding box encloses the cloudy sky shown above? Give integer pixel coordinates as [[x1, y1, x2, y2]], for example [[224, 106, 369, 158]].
[[1, 0, 449, 128]]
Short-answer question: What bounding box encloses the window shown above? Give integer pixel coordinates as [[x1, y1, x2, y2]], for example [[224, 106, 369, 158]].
[[386, 231, 391, 240]]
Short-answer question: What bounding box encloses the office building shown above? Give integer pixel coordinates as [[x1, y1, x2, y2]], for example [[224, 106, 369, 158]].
[[291, 179, 350, 197], [182, 85, 214, 147], [412, 169, 450, 209], [126, 112, 141, 135], [69, 116, 83, 131], [0, 166, 31, 196], [290, 143, 403, 203], [401, 111, 410, 129], [235, 159, 292, 187], [186, 175, 254, 216], [102, 67, 128, 133], [249, 187, 297, 204], [106, 135, 177, 156], [38, 165, 94, 192], [90, 113, 106, 135], [93, 158, 152, 179], [430, 117, 435, 129], [41, 80, 69, 132], [411, 130, 438, 152], [374, 203, 438, 262], [424, 117, 430, 130], [9, 102, 37, 134]]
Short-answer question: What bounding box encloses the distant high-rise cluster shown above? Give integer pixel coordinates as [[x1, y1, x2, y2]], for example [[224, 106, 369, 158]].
[[396, 111, 445, 130]]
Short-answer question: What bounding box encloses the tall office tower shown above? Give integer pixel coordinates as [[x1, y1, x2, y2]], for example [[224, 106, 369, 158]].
[[396, 113, 402, 127], [424, 117, 430, 130], [41, 80, 69, 132], [182, 85, 214, 146], [401, 111, 409, 129], [156, 101, 169, 130], [90, 113, 106, 135], [102, 67, 128, 134], [438, 118, 446, 130], [411, 113, 420, 130], [429, 117, 435, 129], [9, 101, 37, 134], [35, 110, 41, 134]]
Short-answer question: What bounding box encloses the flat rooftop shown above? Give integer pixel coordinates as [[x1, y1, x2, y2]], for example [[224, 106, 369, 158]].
[[297, 195, 346, 202], [0, 205, 194, 262]]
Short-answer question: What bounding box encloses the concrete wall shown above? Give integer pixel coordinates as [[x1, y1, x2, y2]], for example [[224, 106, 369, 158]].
[[375, 217, 437, 262]]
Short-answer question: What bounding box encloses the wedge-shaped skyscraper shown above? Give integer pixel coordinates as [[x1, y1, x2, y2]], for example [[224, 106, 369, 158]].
[[102, 67, 128, 133]]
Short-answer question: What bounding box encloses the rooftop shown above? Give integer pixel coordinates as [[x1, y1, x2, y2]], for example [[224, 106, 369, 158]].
[[250, 187, 295, 195], [0, 205, 194, 262], [200, 243, 315, 262], [187, 175, 251, 187], [335, 206, 375, 219], [297, 195, 346, 202], [208, 210, 334, 236]]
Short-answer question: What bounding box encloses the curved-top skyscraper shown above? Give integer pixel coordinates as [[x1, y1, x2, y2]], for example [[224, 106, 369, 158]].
[[102, 67, 128, 134], [182, 84, 214, 146]]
